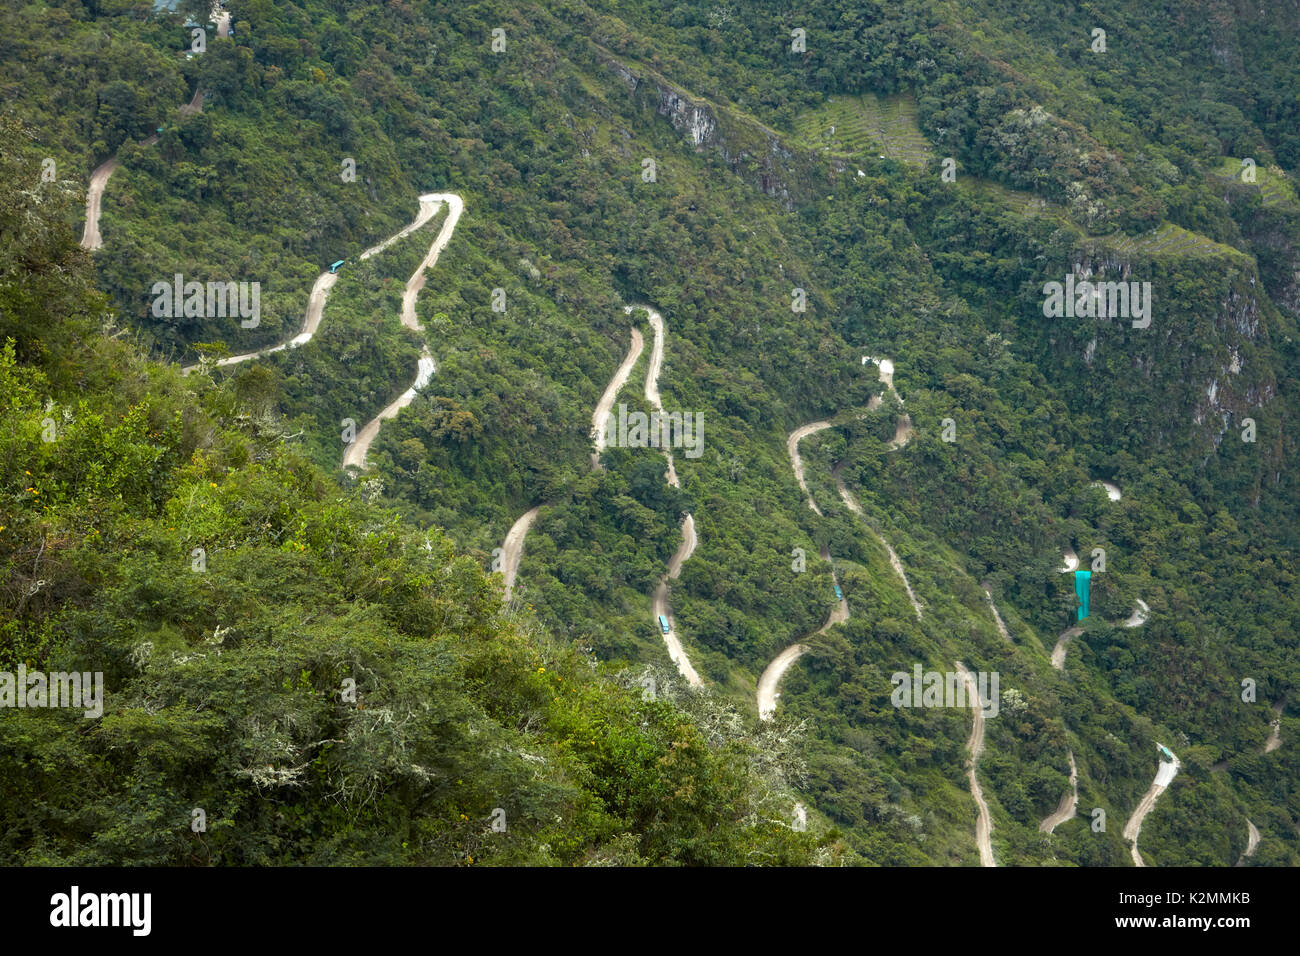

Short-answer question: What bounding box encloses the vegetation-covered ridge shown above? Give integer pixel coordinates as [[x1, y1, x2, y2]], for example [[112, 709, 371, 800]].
[[1, 0, 1298, 866]]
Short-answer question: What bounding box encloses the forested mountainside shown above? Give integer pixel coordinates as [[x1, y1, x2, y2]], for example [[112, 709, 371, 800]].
[[1, 0, 1298, 866]]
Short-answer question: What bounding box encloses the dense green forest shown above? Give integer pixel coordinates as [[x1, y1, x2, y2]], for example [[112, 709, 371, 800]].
[[2, 0, 1298, 866]]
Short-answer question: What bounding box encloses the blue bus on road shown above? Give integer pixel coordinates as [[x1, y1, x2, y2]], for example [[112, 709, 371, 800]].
[[833, 584, 843, 601], [657, 614, 671, 634], [329, 260, 345, 274]]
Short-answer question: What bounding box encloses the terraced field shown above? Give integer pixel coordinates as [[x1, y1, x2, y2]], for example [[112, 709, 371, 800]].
[[1099, 222, 1251, 262], [963, 178, 1070, 225], [1213, 158, 1298, 208], [794, 93, 934, 165]]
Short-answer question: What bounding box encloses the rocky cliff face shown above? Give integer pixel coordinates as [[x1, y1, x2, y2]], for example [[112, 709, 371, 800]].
[[1050, 247, 1277, 459], [598, 50, 819, 209]]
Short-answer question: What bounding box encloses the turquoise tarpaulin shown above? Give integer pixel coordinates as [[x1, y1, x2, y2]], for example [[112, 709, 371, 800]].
[[1074, 569, 1092, 621]]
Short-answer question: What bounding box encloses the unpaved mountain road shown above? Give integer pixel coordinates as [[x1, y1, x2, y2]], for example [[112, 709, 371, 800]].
[[756, 534, 847, 717], [591, 329, 645, 469], [1093, 480, 1122, 501], [1051, 626, 1082, 670], [638, 305, 681, 487], [780, 370, 996, 865], [956, 661, 995, 866], [204, 193, 454, 378], [81, 86, 205, 251], [835, 469, 923, 622], [757, 422, 854, 720], [1039, 751, 1078, 833], [984, 588, 1012, 642], [629, 305, 703, 686], [340, 194, 463, 469], [80, 158, 118, 251], [1237, 819, 1260, 865], [1123, 749, 1179, 867], [82, 0, 224, 252], [786, 421, 833, 515], [1123, 599, 1149, 628], [757, 642, 810, 721], [500, 505, 541, 602], [652, 514, 703, 687], [1265, 701, 1284, 753], [498, 322, 650, 604]]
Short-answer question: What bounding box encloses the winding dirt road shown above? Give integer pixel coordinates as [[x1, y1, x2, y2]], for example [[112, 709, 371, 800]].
[[831, 357, 922, 620], [591, 328, 645, 469], [80, 157, 118, 251], [1051, 626, 1082, 670], [1052, 598, 1148, 671], [835, 470, 923, 622], [652, 514, 703, 687], [81, 86, 205, 251], [341, 194, 463, 469], [1039, 751, 1078, 833], [637, 305, 681, 487], [500, 505, 541, 602], [1123, 747, 1179, 867], [1237, 819, 1260, 865], [1265, 701, 1283, 753], [786, 421, 833, 515], [498, 319, 652, 604], [755, 530, 848, 718], [629, 305, 703, 686], [1093, 480, 1122, 501], [956, 661, 996, 866], [757, 643, 809, 721], [203, 193, 454, 378], [82, 3, 224, 251], [757, 421, 856, 720], [787, 371, 994, 862], [984, 587, 1011, 642], [1122, 599, 1150, 628]]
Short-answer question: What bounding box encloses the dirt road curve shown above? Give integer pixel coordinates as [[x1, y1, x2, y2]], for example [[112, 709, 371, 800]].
[[631, 304, 703, 685], [956, 661, 995, 866], [984, 588, 1011, 642], [591, 328, 645, 469], [399, 194, 463, 330], [891, 413, 914, 448], [342, 353, 435, 469], [500, 505, 541, 601], [1051, 626, 1081, 670], [756, 507, 850, 721], [1093, 480, 1122, 501], [499, 313, 657, 601], [186, 194, 453, 378], [1039, 751, 1078, 833], [636, 305, 680, 487], [80, 158, 118, 251], [757, 580, 849, 720], [652, 514, 703, 687], [1123, 749, 1179, 867], [82, 86, 206, 251], [340, 195, 463, 468], [823, 360, 922, 619], [834, 471, 923, 621], [1236, 819, 1260, 865], [1123, 599, 1149, 628], [1265, 702, 1283, 753], [757, 429, 852, 719], [787, 421, 833, 515], [757, 643, 810, 720]]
